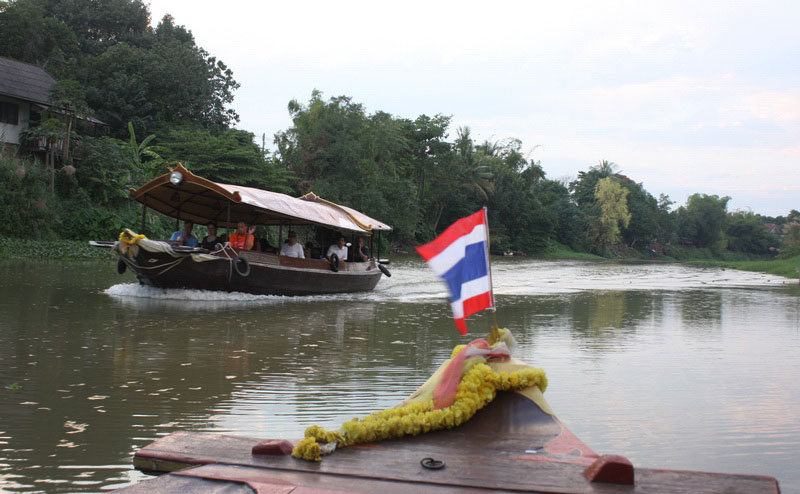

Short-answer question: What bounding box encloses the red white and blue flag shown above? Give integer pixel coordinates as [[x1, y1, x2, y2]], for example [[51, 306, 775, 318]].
[[416, 208, 494, 334]]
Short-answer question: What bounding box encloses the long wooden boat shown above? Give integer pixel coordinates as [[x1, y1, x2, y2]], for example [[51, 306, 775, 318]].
[[114, 331, 780, 494], [91, 164, 392, 296]]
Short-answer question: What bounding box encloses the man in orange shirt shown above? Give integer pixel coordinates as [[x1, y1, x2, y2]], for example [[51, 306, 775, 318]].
[[229, 221, 254, 250]]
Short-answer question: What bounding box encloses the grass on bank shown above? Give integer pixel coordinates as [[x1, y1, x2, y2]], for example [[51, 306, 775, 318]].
[[0, 238, 114, 260], [688, 256, 800, 279]]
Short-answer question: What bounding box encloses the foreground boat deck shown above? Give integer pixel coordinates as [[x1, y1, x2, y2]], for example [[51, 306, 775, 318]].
[[116, 393, 779, 494]]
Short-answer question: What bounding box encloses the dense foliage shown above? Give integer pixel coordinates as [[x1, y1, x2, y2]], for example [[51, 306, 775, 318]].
[[0, 0, 795, 259]]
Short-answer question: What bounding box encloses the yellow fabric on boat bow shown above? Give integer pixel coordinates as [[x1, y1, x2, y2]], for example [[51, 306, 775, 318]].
[[291, 329, 547, 461], [118, 229, 147, 256]]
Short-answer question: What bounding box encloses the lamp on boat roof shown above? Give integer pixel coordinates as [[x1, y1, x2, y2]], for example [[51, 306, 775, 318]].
[[169, 171, 183, 186]]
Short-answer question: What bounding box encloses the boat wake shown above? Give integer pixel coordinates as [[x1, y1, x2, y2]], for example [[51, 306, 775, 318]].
[[104, 283, 305, 311], [104, 259, 792, 309]]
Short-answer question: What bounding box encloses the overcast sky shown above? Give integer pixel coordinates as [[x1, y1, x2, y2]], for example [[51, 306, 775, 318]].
[[146, 0, 799, 217]]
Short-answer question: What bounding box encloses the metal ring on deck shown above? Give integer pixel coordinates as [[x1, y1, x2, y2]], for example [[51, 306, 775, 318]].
[[420, 457, 445, 470]]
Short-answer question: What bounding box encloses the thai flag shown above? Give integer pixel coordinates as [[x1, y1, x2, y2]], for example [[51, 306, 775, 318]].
[[416, 208, 494, 334]]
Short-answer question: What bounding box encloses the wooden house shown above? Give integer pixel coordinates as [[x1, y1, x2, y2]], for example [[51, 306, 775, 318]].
[[0, 56, 56, 154]]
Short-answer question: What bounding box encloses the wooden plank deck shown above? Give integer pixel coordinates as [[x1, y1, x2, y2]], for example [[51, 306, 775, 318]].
[[117, 392, 779, 494]]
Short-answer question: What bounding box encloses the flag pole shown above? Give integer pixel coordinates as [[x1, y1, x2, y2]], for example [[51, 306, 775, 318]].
[[482, 206, 501, 342]]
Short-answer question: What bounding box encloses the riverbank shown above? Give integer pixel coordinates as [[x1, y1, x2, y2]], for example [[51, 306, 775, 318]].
[[688, 256, 800, 279], [0, 238, 112, 260]]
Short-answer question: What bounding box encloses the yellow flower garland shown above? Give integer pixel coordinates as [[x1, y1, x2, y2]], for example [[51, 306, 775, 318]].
[[291, 336, 547, 462], [118, 229, 147, 256]]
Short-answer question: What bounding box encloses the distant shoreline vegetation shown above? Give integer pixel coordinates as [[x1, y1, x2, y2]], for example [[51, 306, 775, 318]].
[[1, 238, 797, 280], [1, 0, 798, 265], [0, 238, 113, 260]]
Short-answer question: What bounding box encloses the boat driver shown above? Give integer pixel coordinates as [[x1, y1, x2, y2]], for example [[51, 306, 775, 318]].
[[279, 231, 305, 258], [353, 237, 369, 262], [326, 236, 348, 262], [170, 221, 198, 247]]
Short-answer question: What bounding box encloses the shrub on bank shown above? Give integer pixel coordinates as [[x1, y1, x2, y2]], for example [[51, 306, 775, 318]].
[[0, 237, 114, 259], [0, 155, 54, 239]]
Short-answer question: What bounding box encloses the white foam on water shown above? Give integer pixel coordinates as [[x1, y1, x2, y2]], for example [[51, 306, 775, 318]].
[[105, 283, 287, 302], [102, 259, 794, 308]]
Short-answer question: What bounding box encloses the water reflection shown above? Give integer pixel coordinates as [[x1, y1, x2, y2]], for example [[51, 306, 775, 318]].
[[0, 259, 798, 493]]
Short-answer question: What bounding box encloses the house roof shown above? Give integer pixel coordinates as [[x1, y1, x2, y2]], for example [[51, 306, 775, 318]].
[[0, 56, 56, 106]]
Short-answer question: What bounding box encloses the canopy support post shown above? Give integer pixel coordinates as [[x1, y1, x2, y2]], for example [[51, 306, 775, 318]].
[[226, 202, 231, 239], [140, 197, 147, 235]]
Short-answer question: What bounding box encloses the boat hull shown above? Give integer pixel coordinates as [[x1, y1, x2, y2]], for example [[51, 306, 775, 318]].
[[118, 242, 384, 296]]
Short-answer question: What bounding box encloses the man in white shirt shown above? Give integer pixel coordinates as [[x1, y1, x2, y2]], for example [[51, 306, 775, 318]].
[[326, 235, 348, 262], [280, 231, 305, 258]]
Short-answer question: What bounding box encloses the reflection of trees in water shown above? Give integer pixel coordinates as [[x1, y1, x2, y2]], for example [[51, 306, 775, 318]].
[[496, 292, 665, 347], [676, 291, 722, 331]]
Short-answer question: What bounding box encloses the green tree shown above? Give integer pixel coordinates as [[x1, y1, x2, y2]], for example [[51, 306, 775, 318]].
[[538, 179, 586, 250], [125, 121, 163, 177], [85, 43, 156, 133], [48, 78, 87, 167], [656, 193, 677, 245], [275, 91, 420, 241], [678, 193, 730, 251], [34, 0, 151, 56], [592, 159, 619, 177], [618, 176, 661, 249], [726, 211, 778, 255], [779, 223, 800, 259], [0, 0, 80, 76], [594, 177, 631, 253], [156, 127, 291, 191], [482, 138, 557, 253]]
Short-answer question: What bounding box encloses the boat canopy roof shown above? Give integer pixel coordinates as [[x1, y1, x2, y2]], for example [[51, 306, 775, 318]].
[[131, 164, 392, 234]]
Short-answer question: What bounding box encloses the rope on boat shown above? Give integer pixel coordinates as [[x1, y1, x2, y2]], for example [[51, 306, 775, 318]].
[[215, 243, 243, 283], [116, 232, 248, 283], [118, 253, 187, 277]]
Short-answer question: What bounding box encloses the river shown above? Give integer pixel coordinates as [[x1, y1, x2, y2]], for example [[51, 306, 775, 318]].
[[1, 257, 798, 493]]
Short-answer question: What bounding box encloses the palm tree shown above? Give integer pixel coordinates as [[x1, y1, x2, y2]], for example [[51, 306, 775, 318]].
[[591, 160, 620, 178]]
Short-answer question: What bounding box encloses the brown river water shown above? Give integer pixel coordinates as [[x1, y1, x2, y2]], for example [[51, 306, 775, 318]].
[[1, 257, 799, 493]]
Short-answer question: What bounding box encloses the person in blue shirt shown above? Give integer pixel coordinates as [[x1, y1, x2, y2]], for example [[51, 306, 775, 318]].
[[170, 221, 198, 247]]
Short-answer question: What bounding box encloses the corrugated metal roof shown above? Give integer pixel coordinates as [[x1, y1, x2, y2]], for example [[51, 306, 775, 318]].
[[0, 56, 56, 105]]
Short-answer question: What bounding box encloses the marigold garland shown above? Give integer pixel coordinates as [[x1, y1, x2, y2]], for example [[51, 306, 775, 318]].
[[291, 345, 547, 461]]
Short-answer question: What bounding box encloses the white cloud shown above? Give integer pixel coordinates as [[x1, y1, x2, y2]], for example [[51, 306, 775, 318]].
[[741, 91, 800, 123]]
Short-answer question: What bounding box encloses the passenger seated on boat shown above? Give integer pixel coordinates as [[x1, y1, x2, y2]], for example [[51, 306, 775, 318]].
[[326, 236, 348, 263], [200, 223, 222, 251], [304, 242, 315, 259], [279, 231, 305, 258], [229, 222, 254, 250], [170, 221, 198, 247], [352, 237, 369, 262]]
